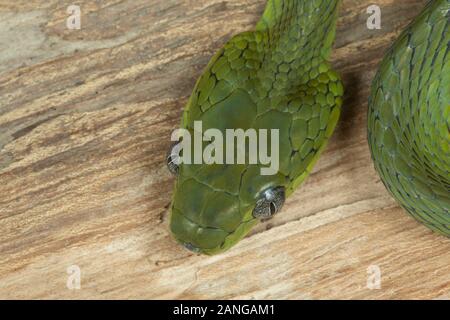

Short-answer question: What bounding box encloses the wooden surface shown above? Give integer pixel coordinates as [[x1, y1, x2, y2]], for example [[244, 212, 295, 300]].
[[0, 0, 449, 299]]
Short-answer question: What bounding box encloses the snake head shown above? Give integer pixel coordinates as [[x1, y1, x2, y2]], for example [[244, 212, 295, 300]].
[[166, 86, 291, 255], [167, 140, 287, 255]]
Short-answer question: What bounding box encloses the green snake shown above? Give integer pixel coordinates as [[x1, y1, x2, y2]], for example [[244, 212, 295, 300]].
[[368, 0, 450, 236], [167, 0, 343, 255], [167, 0, 449, 255]]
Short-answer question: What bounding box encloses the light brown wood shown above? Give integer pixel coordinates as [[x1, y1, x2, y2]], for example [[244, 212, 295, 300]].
[[0, 0, 448, 299]]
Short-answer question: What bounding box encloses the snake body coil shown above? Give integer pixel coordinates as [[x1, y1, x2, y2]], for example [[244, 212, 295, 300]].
[[368, 0, 450, 236], [168, 0, 343, 254]]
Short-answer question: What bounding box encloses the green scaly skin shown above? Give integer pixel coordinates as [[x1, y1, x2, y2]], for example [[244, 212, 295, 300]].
[[170, 0, 344, 254], [368, 0, 450, 236]]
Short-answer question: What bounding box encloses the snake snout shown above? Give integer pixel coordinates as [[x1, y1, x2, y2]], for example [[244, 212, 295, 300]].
[[182, 242, 201, 253]]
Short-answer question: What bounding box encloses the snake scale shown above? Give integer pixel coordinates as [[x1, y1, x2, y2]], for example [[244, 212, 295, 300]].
[[166, 0, 449, 255], [368, 0, 450, 236]]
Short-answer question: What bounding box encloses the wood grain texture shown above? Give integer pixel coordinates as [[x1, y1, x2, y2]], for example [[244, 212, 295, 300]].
[[0, 0, 449, 299]]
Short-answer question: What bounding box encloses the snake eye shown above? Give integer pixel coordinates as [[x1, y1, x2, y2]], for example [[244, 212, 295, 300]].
[[252, 186, 285, 219], [166, 141, 182, 175]]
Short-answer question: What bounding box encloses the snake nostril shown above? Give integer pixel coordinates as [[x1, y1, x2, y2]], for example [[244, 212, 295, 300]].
[[183, 242, 201, 253]]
